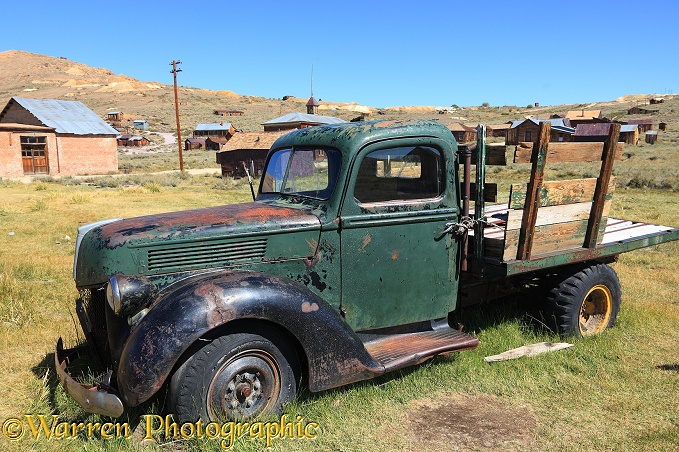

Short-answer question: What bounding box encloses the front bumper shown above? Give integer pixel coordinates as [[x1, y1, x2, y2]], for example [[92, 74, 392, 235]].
[[55, 337, 124, 418]]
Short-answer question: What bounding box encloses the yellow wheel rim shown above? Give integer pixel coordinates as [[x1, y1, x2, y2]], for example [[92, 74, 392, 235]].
[[578, 284, 613, 336]]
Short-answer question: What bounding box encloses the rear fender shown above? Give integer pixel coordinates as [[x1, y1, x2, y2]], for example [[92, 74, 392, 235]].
[[117, 271, 381, 407]]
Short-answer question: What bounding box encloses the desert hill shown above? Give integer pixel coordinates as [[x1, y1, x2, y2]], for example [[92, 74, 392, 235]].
[[1, 50, 677, 138]]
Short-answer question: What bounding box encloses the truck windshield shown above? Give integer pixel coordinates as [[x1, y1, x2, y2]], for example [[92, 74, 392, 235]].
[[261, 147, 340, 200]]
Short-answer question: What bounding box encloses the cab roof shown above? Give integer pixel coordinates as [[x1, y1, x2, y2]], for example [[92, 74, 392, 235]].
[[271, 119, 457, 154]]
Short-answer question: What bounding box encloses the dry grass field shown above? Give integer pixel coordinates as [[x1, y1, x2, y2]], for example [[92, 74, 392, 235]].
[[1, 50, 678, 451]]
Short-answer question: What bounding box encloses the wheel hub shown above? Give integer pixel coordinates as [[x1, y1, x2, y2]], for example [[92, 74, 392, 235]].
[[226, 372, 263, 409], [208, 351, 280, 419], [579, 284, 613, 335]]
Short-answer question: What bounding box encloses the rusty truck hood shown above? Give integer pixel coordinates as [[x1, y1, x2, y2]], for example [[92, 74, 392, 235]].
[[96, 202, 320, 247], [75, 202, 322, 286]]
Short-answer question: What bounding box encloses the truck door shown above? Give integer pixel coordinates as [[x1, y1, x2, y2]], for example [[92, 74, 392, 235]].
[[339, 141, 459, 331]]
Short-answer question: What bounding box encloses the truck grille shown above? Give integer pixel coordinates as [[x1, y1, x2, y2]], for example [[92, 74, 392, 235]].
[[146, 238, 267, 272], [79, 287, 110, 362]]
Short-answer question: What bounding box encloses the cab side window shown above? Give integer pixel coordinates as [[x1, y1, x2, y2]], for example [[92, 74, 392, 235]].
[[353, 146, 444, 204]]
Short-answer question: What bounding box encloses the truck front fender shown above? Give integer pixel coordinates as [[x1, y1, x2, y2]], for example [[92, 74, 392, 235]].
[[117, 271, 382, 407]]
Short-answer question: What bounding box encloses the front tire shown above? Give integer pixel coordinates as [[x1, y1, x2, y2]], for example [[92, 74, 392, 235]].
[[546, 264, 621, 337], [169, 333, 298, 422]]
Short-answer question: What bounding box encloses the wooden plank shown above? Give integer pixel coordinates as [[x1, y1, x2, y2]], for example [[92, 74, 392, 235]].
[[504, 219, 589, 261], [506, 201, 600, 230], [471, 143, 507, 166], [516, 122, 551, 260], [585, 123, 620, 248], [509, 177, 616, 209], [601, 223, 675, 244], [514, 141, 624, 163], [470, 183, 497, 203]]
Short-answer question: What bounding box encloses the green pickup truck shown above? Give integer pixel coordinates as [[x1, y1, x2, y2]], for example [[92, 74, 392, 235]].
[[56, 119, 679, 423]]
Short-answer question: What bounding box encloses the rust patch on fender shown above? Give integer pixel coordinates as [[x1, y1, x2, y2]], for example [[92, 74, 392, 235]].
[[301, 301, 319, 313], [195, 283, 237, 328]]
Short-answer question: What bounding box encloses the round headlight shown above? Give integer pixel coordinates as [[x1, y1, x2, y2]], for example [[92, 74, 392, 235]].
[[107, 276, 122, 314], [106, 274, 156, 317]]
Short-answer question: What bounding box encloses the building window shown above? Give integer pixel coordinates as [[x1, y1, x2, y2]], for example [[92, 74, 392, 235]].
[[20, 136, 48, 174]]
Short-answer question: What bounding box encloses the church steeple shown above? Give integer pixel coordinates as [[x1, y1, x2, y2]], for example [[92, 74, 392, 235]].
[[306, 96, 319, 115], [306, 63, 319, 115]]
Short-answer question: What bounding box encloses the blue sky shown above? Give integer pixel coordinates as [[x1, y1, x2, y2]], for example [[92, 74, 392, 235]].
[[1, 0, 677, 108]]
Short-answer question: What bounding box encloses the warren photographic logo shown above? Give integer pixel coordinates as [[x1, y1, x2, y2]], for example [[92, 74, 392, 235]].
[[3, 413, 318, 449]]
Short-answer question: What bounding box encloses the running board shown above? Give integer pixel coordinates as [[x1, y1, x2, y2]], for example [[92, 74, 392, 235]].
[[360, 321, 479, 372]]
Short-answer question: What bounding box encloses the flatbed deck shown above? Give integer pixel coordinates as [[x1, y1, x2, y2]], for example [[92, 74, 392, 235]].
[[472, 214, 679, 276]]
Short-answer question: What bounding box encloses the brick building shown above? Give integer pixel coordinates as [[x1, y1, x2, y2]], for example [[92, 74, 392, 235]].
[[0, 97, 118, 178]]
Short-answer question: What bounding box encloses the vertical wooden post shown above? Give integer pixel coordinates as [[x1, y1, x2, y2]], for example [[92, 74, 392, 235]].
[[584, 123, 620, 248], [516, 121, 551, 260], [170, 60, 184, 172], [473, 124, 487, 273]]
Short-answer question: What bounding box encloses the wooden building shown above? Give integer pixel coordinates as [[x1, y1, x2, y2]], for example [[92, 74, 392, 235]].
[[565, 110, 603, 127], [506, 118, 574, 145], [184, 138, 205, 150], [487, 123, 512, 138], [193, 122, 236, 139], [0, 97, 118, 178], [627, 118, 654, 133], [205, 136, 230, 151], [107, 111, 124, 127], [659, 121, 667, 131], [627, 106, 659, 115], [645, 130, 658, 144], [574, 123, 639, 145], [261, 112, 346, 132], [649, 98, 665, 104], [214, 110, 244, 116], [447, 123, 477, 143], [107, 111, 124, 121], [116, 134, 132, 146], [215, 131, 287, 178], [126, 136, 150, 147]]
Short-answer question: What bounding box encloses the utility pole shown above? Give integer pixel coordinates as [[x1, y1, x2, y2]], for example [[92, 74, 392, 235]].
[[170, 60, 184, 172]]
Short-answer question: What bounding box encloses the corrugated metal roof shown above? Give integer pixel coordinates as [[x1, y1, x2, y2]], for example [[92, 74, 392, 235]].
[[261, 112, 347, 126], [575, 123, 611, 136], [511, 118, 574, 131], [8, 97, 118, 135], [196, 123, 232, 131], [620, 125, 638, 133]]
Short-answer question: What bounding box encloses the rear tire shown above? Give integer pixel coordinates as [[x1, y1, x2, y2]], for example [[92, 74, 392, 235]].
[[546, 264, 621, 337], [169, 333, 298, 423]]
